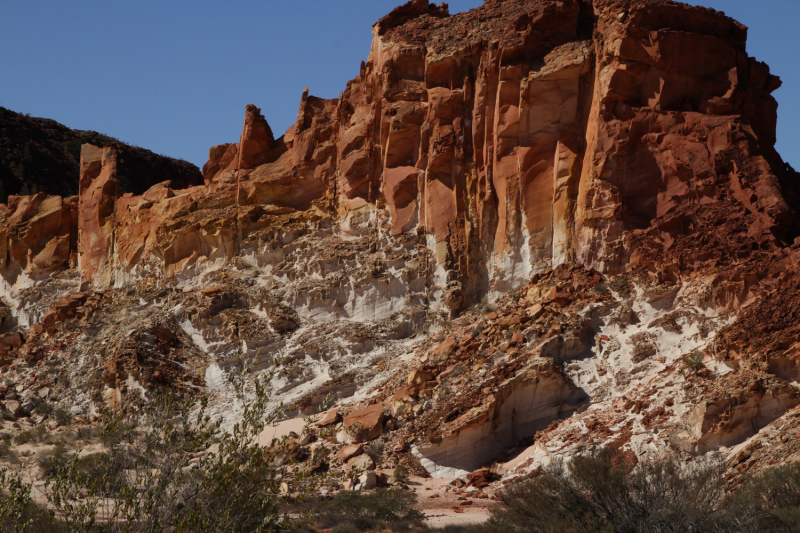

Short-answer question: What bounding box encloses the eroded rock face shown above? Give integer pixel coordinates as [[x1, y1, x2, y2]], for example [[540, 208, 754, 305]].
[[0, 193, 77, 281], [78, 145, 120, 286], [414, 359, 589, 477], [2, 0, 800, 496], [37, 0, 792, 312]]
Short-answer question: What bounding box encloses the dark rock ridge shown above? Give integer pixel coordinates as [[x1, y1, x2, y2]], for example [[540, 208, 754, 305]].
[[0, 106, 202, 202]]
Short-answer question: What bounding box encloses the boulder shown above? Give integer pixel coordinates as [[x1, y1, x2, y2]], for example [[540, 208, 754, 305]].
[[433, 338, 457, 358], [5, 400, 22, 417], [392, 386, 419, 402], [337, 444, 364, 463], [317, 408, 341, 427], [347, 454, 376, 472], [0, 333, 24, 348], [407, 368, 434, 386], [358, 472, 377, 490], [343, 404, 385, 442]]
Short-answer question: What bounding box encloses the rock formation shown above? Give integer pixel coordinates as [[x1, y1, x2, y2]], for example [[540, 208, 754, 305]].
[[0, 106, 203, 202], [14, 0, 789, 310], [0, 0, 799, 502], [78, 145, 120, 286]]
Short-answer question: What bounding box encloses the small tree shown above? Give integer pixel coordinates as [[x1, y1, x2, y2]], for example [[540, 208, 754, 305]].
[[392, 465, 409, 483], [0, 470, 34, 532], [682, 350, 705, 374], [42, 354, 309, 532]]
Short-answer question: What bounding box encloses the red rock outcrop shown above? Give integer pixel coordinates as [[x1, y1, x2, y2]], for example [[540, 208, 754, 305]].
[[194, 0, 789, 310], [78, 145, 120, 286], [0, 0, 792, 306], [38, 0, 792, 307], [202, 104, 277, 184], [201, 143, 238, 185], [2, 0, 800, 493], [0, 193, 77, 281], [238, 104, 275, 169]]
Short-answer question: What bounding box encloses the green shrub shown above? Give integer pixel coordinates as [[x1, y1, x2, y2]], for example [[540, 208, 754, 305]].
[[13, 426, 47, 446], [726, 461, 800, 532], [682, 350, 704, 374], [39, 358, 301, 532], [54, 409, 71, 427], [365, 440, 384, 463], [393, 465, 409, 483], [31, 397, 53, 417], [485, 448, 728, 533], [314, 489, 423, 532], [38, 444, 68, 478]]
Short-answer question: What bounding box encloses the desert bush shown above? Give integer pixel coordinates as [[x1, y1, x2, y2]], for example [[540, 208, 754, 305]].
[[474, 296, 495, 314], [313, 488, 424, 532], [723, 461, 800, 532], [365, 440, 385, 463], [37, 444, 68, 478], [682, 350, 704, 374], [393, 465, 409, 483], [13, 426, 47, 446], [53, 409, 71, 427], [0, 469, 67, 532], [0, 469, 33, 532], [485, 448, 729, 533], [31, 397, 53, 417], [39, 356, 306, 532], [0, 440, 16, 464]]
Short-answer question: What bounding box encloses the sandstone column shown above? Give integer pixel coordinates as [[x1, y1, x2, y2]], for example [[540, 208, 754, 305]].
[[78, 144, 120, 287]]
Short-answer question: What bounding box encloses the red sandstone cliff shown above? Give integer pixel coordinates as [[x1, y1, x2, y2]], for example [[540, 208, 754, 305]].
[[34, 0, 793, 307], [0, 0, 800, 489]]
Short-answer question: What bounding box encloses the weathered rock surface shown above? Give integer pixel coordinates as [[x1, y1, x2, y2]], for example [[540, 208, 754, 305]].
[[78, 145, 120, 286], [0, 193, 77, 281], [343, 404, 385, 442], [4, 0, 787, 310], [0, 0, 799, 497]]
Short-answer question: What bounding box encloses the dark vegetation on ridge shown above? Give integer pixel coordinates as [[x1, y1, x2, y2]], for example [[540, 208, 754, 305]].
[[0, 106, 202, 203]]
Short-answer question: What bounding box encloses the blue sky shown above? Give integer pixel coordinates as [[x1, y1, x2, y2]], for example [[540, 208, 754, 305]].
[[0, 0, 796, 169]]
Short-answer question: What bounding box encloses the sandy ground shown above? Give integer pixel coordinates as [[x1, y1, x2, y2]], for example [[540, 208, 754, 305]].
[[405, 475, 500, 527], [254, 418, 502, 527]]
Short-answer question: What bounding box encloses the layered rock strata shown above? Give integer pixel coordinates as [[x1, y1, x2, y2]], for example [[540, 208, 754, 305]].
[[0, 0, 799, 494], [4, 0, 789, 313]]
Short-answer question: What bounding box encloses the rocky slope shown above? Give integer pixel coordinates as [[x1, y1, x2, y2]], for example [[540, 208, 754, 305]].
[[0, 0, 799, 506], [0, 106, 202, 202]]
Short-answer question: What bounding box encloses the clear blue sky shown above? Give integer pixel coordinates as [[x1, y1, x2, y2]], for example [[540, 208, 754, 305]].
[[0, 0, 796, 170]]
